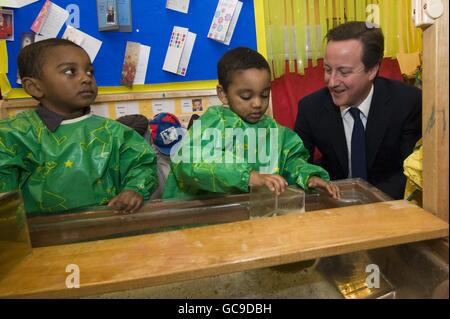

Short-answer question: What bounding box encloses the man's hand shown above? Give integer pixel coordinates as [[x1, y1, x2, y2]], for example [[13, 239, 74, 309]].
[[308, 176, 340, 199], [108, 190, 144, 213], [249, 171, 288, 195]]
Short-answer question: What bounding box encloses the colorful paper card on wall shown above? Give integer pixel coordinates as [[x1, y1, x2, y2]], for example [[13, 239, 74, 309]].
[[222, 0, 242, 45], [207, 0, 242, 45], [176, 31, 196, 76], [166, 0, 190, 14], [119, 41, 151, 86], [163, 26, 196, 76], [61, 26, 102, 62], [31, 0, 69, 41]]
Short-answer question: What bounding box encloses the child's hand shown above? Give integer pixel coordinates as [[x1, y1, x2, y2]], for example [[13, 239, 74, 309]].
[[308, 176, 340, 199], [249, 171, 288, 195], [108, 190, 143, 213]]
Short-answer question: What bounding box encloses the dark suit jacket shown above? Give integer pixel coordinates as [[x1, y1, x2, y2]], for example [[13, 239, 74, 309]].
[[295, 77, 422, 199]]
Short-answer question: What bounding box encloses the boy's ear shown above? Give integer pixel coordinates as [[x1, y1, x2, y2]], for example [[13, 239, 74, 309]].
[[21, 77, 44, 99], [216, 85, 228, 106]]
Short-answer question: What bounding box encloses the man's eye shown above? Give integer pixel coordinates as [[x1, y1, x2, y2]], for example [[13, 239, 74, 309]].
[[86, 70, 94, 76], [64, 69, 75, 75], [240, 95, 251, 100]]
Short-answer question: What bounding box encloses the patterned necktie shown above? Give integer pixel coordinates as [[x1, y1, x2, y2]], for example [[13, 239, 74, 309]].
[[349, 107, 368, 180]]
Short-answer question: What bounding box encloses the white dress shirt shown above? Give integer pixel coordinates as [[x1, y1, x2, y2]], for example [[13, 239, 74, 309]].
[[340, 85, 374, 178]]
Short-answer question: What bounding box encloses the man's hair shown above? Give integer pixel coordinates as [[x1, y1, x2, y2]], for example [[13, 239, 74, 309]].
[[326, 21, 384, 71], [17, 38, 83, 79], [217, 47, 270, 92]]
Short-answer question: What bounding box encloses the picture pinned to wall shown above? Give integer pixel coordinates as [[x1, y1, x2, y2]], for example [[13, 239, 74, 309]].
[[192, 98, 203, 112], [166, 0, 190, 14], [62, 26, 103, 62], [207, 0, 242, 45], [0, 9, 14, 41], [96, 0, 119, 31], [181, 98, 205, 114], [119, 41, 150, 86], [162, 26, 196, 76], [96, 0, 132, 32], [120, 41, 140, 87], [31, 0, 69, 41]]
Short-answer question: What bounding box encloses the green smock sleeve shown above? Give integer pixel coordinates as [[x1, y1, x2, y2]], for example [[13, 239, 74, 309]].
[[0, 119, 28, 192], [280, 127, 330, 190], [119, 129, 158, 199]]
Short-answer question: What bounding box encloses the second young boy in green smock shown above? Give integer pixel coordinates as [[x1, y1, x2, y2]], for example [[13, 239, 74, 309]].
[[163, 47, 339, 200]]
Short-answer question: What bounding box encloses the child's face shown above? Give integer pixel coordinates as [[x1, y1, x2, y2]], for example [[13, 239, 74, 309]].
[[218, 68, 271, 124], [33, 45, 97, 113]]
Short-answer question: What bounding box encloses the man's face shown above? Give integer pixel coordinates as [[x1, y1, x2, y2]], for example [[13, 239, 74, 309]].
[[36, 45, 98, 114], [217, 68, 271, 124], [324, 39, 378, 107]]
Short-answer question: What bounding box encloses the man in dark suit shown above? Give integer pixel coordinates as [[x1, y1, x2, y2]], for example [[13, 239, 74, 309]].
[[295, 22, 421, 199]]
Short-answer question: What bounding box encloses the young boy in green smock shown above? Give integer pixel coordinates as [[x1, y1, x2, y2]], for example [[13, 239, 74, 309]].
[[0, 39, 158, 215], [163, 47, 339, 199]]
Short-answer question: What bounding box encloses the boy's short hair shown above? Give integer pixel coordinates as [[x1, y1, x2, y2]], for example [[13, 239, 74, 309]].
[[217, 47, 270, 92], [326, 21, 384, 71], [17, 38, 83, 79]]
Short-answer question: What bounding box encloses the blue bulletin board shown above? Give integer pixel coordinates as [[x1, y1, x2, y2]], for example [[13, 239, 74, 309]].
[[7, 0, 258, 91]]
